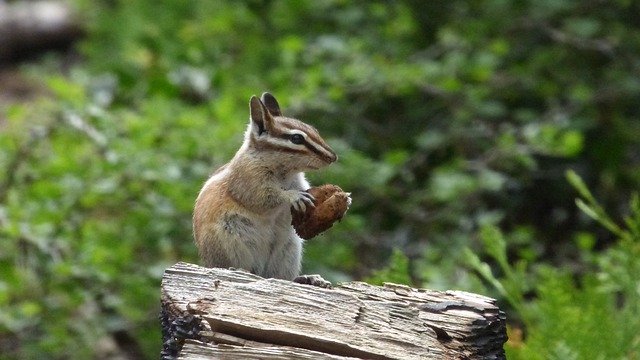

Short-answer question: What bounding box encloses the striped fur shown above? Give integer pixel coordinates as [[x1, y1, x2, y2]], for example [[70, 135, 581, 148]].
[[193, 92, 336, 280], [246, 95, 337, 169]]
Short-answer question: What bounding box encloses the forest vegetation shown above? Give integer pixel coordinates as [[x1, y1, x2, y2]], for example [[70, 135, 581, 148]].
[[1, 1, 639, 358]]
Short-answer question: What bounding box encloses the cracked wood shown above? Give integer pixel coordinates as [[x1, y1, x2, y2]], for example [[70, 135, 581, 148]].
[[160, 262, 506, 359]]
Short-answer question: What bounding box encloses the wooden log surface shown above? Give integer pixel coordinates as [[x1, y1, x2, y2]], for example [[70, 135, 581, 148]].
[[161, 262, 507, 359], [0, 1, 83, 62]]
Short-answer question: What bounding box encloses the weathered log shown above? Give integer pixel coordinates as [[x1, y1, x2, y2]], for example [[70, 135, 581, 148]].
[[160, 262, 507, 359], [0, 1, 83, 62]]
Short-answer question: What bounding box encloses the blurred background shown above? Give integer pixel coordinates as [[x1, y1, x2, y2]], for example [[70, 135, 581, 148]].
[[1, 0, 639, 358]]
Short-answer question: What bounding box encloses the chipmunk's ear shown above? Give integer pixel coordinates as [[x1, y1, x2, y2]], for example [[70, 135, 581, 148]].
[[260, 92, 282, 117], [249, 95, 274, 136]]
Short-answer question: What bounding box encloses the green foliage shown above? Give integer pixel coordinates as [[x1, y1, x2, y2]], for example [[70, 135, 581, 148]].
[[1, 0, 639, 357], [463, 226, 529, 314], [466, 172, 640, 359], [365, 249, 412, 286], [0, 91, 200, 358]]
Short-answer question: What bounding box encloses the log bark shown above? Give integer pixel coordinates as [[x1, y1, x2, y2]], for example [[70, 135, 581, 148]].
[[160, 262, 507, 360], [0, 1, 83, 62]]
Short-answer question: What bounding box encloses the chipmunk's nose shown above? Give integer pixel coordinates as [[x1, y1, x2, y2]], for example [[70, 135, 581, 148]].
[[325, 149, 338, 163]]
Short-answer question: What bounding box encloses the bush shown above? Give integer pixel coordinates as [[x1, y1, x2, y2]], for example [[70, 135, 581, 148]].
[[466, 171, 640, 359]]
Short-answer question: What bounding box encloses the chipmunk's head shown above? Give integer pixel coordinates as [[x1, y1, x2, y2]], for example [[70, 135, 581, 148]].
[[245, 92, 337, 171]]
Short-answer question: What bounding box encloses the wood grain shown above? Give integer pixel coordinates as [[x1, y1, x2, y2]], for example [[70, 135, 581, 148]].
[[161, 262, 507, 359]]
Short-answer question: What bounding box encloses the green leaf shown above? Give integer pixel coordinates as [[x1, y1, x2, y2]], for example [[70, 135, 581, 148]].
[[566, 170, 595, 203]]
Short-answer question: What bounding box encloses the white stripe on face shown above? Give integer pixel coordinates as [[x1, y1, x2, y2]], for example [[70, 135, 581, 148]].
[[252, 118, 336, 161]]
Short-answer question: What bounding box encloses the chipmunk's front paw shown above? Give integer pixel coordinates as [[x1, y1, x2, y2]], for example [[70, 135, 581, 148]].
[[286, 190, 315, 213], [293, 274, 332, 289]]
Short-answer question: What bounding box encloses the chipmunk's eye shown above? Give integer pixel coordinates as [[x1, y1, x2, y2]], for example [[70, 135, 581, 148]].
[[290, 133, 305, 144]]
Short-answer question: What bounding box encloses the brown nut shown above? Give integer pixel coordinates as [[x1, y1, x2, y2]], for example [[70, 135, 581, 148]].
[[292, 184, 351, 240]]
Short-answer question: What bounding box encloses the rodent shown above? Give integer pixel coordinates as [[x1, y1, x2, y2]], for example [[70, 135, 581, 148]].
[[193, 92, 337, 283]]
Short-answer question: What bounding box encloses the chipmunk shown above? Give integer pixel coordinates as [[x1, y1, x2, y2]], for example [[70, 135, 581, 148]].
[[193, 92, 337, 287]]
